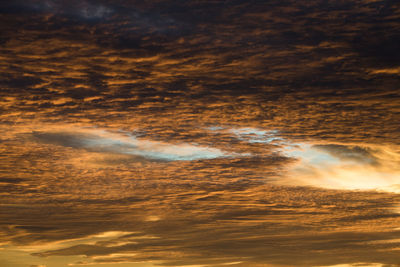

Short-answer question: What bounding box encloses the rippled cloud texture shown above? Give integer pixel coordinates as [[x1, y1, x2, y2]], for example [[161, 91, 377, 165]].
[[1, 0, 400, 266]]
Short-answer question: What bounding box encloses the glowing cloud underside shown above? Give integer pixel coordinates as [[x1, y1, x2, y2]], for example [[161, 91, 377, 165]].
[[207, 126, 400, 193], [282, 143, 400, 193]]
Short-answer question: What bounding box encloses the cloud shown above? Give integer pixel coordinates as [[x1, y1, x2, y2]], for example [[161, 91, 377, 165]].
[[281, 143, 400, 193], [312, 144, 378, 165], [30, 128, 236, 161], [369, 67, 400, 75]]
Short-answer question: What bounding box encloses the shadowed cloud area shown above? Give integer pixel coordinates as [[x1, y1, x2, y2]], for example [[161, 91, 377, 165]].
[[0, 0, 400, 266]]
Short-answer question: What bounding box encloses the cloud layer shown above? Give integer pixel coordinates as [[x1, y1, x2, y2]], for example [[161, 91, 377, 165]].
[[0, 0, 400, 266]]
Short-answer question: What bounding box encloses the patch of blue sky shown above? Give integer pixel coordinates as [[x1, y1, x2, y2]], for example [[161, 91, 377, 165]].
[[230, 127, 269, 136], [125, 146, 227, 161], [84, 136, 134, 148], [230, 127, 282, 144], [80, 130, 231, 161], [245, 136, 282, 143], [208, 126, 282, 143], [207, 126, 225, 131]]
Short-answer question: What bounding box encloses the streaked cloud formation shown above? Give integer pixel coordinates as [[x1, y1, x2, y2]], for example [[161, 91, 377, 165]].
[[1, 124, 400, 267], [0, 0, 399, 266]]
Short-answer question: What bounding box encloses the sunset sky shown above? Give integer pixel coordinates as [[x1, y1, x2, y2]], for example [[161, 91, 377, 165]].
[[1, 1, 400, 266]]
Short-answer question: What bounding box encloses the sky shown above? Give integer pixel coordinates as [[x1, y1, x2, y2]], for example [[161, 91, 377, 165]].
[[0, 0, 400, 266]]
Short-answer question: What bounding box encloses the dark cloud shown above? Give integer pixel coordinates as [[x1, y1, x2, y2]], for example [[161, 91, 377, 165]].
[[0, 178, 27, 184], [313, 144, 378, 164], [0, 0, 114, 20], [30, 131, 96, 149]]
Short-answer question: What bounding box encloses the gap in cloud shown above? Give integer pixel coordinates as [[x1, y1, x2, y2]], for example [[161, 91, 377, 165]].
[[31, 127, 239, 162], [207, 126, 282, 144], [230, 127, 281, 143]]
